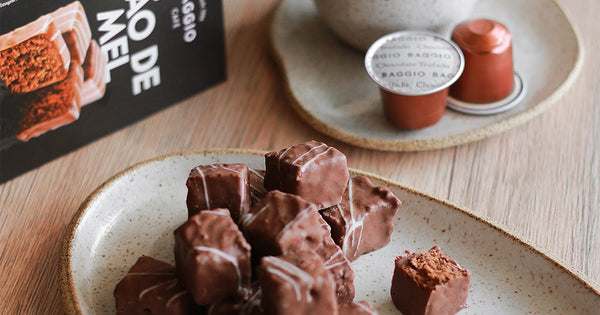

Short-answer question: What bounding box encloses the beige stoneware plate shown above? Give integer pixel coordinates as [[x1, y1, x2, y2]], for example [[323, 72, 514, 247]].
[[271, 0, 584, 151], [60, 150, 600, 314]]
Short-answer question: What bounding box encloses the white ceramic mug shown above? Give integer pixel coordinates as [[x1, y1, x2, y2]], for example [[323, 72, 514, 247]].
[[314, 0, 479, 51]]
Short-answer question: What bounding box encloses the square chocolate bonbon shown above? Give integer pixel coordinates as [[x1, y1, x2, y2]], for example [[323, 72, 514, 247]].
[[174, 209, 252, 305], [264, 141, 349, 209], [321, 176, 401, 261], [258, 251, 338, 314], [114, 256, 191, 315], [186, 163, 251, 222], [241, 190, 322, 259]]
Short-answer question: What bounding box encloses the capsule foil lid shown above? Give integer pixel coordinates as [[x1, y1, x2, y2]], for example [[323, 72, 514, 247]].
[[365, 31, 464, 96]]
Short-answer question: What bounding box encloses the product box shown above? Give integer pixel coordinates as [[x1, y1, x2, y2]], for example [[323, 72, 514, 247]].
[[0, 0, 225, 183]]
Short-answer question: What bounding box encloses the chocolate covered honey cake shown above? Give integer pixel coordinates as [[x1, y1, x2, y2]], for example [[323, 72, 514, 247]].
[[391, 246, 470, 315], [114, 256, 192, 315], [17, 61, 83, 141], [0, 15, 71, 94]]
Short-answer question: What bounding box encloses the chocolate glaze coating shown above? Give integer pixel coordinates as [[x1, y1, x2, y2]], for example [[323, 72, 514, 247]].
[[206, 282, 264, 315], [248, 168, 268, 208], [186, 163, 251, 222], [114, 256, 191, 315], [321, 176, 401, 261], [240, 190, 323, 259], [316, 217, 355, 304], [174, 209, 252, 305], [338, 301, 379, 315], [390, 246, 470, 315], [258, 251, 338, 315], [264, 141, 349, 209]]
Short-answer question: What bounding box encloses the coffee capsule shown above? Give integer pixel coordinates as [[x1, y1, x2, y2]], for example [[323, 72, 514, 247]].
[[448, 19, 526, 115], [365, 31, 464, 129]]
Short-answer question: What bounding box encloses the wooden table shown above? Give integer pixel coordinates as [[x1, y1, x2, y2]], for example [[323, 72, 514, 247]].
[[1, 0, 598, 313]]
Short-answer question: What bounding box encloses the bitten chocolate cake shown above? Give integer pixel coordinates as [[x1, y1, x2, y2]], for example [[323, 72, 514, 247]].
[[264, 141, 349, 209], [81, 40, 107, 106], [174, 209, 252, 305], [186, 163, 251, 222], [338, 300, 379, 315], [316, 217, 355, 304], [113, 256, 191, 315], [49, 1, 92, 64], [17, 61, 83, 141], [248, 168, 268, 207], [321, 176, 401, 261], [391, 246, 470, 315], [258, 251, 338, 314], [0, 15, 70, 94], [240, 190, 322, 259]]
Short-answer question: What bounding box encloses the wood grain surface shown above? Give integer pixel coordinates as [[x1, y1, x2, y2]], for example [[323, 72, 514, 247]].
[[0, 0, 598, 313]]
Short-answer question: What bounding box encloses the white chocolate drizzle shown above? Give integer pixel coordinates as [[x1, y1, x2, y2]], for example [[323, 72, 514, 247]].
[[194, 167, 211, 209], [248, 168, 265, 179], [299, 147, 333, 173], [53, 8, 91, 62], [201, 209, 229, 216], [326, 259, 348, 271], [193, 246, 243, 293], [356, 301, 377, 315], [165, 290, 187, 309], [250, 192, 262, 203], [241, 204, 269, 228], [276, 205, 313, 240], [50, 30, 60, 41], [249, 168, 268, 203], [249, 169, 268, 202], [341, 179, 366, 259], [290, 143, 326, 166], [243, 287, 262, 313], [323, 250, 348, 270], [266, 267, 302, 302], [249, 184, 267, 194], [81, 41, 107, 106], [264, 256, 313, 302], [323, 250, 342, 266], [138, 279, 177, 300]]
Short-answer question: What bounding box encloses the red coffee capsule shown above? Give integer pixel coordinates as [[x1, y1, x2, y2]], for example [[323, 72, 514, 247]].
[[365, 31, 464, 130], [450, 19, 514, 103]]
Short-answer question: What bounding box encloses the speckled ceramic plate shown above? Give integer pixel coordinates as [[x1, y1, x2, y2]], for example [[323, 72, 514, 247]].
[[60, 150, 600, 314], [271, 0, 583, 151]]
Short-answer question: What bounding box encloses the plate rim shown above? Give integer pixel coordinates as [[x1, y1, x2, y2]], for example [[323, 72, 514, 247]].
[[59, 148, 600, 314], [269, 0, 585, 152]]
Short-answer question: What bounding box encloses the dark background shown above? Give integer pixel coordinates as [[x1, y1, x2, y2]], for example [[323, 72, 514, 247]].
[[0, 0, 226, 182]]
